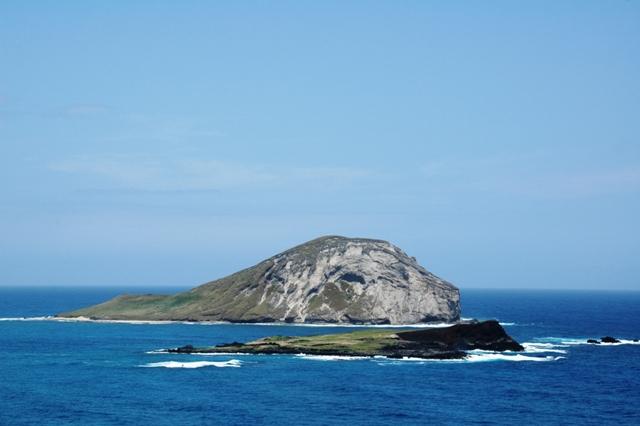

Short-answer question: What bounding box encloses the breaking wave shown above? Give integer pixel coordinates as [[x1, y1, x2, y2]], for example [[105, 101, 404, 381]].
[[295, 352, 563, 363], [248, 322, 459, 328], [375, 353, 564, 364], [294, 354, 370, 361], [521, 343, 568, 354], [145, 349, 254, 356], [191, 352, 253, 356], [466, 353, 564, 362], [140, 359, 242, 369], [539, 337, 640, 346], [0, 316, 225, 325], [0, 316, 53, 321], [0, 316, 460, 328]]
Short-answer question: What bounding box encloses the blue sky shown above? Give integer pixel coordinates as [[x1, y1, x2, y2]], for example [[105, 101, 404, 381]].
[[1, 1, 638, 289]]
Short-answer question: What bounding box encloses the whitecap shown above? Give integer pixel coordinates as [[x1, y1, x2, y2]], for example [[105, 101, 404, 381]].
[[521, 343, 568, 354], [375, 353, 563, 364], [294, 354, 370, 361], [297, 351, 563, 363], [146, 349, 254, 356], [585, 339, 640, 346], [538, 337, 640, 346], [0, 316, 227, 326], [140, 359, 242, 368], [52, 317, 214, 325], [191, 352, 253, 356], [607, 339, 640, 346], [244, 322, 458, 329], [0, 316, 53, 321], [466, 353, 564, 363]]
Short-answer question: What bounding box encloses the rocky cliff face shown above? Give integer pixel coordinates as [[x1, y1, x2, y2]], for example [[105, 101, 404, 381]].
[[58, 236, 461, 324]]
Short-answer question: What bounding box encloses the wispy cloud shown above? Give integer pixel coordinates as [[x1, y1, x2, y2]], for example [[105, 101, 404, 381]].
[[419, 153, 640, 198], [500, 168, 640, 198], [63, 104, 111, 117], [49, 155, 371, 192], [50, 151, 638, 199]]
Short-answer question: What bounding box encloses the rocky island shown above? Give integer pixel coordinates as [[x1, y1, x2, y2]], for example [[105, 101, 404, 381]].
[[167, 320, 524, 359], [58, 236, 460, 324]]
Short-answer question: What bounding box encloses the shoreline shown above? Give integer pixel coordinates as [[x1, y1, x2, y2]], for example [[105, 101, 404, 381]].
[[0, 315, 482, 328]]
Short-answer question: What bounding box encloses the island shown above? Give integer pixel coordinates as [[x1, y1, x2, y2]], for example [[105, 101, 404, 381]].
[[57, 236, 460, 325], [166, 320, 524, 359]]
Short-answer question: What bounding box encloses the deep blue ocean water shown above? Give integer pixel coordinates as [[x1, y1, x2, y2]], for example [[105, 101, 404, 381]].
[[1, 287, 639, 425]]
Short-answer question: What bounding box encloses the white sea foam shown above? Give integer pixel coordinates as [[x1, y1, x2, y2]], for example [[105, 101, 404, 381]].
[[51, 316, 224, 325], [145, 349, 254, 356], [539, 337, 640, 346], [0, 316, 459, 328], [466, 353, 564, 362], [295, 354, 370, 361], [0, 316, 206, 325], [247, 322, 458, 328], [461, 317, 519, 326], [603, 339, 640, 346], [140, 359, 242, 369], [190, 352, 253, 356], [296, 351, 563, 363], [521, 343, 568, 354], [0, 316, 53, 321], [0, 316, 539, 332], [375, 353, 564, 364]]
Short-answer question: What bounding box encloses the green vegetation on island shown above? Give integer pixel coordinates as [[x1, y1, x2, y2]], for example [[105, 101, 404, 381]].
[[58, 236, 460, 324], [168, 320, 524, 359]]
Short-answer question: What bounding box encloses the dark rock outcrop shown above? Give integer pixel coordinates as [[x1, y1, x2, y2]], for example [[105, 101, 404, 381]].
[[169, 344, 195, 353], [168, 320, 523, 360], [395, 320, 524, 352]]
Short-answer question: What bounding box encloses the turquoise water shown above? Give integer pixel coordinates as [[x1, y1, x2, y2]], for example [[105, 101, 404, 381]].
[[1, 288, 639, 425]]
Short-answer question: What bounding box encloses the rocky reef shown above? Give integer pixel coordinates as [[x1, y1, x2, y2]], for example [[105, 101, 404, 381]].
[[167, 320, 523, 359], [587, 336, 627, 344], [57, 236, 460, 324]]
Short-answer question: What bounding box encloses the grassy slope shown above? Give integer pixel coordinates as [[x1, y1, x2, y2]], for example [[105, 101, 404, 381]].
[[58, 259, 280, 321], [57, 237, 366, 321]]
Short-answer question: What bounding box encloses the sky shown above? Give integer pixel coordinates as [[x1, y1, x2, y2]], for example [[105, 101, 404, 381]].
[[1, 1, 639, 289]]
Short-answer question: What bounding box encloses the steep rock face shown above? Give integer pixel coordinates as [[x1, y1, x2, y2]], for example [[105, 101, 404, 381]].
[[228, 236, 461, 323], [58, 236, 461, 324]]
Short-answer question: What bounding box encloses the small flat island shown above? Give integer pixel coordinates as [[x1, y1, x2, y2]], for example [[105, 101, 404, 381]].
[[167, 320, 524, 360]]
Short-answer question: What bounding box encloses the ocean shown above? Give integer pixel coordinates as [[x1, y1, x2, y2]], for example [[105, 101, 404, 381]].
[[0, 287, 639, 425]]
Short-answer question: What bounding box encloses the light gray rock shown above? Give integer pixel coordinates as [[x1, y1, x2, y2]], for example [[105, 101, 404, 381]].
[[252, 236, 460, 324]]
